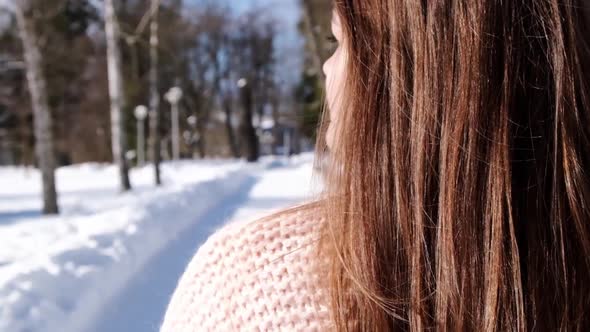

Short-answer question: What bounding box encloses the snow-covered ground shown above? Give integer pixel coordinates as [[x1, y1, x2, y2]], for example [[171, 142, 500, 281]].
[[0, 153, 319, 332]]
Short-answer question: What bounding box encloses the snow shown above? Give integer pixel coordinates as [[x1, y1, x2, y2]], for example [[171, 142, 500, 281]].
[[0, 153, 319, 332]]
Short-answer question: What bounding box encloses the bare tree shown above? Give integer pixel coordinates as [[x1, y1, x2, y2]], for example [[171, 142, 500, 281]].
[[232, 14, 277, 162], [13, 0, 59, 214], [197, 5, 240, 158], [104, 0, 131, 191], [221, 93, 240, 158], [148, 0, 162, 185]]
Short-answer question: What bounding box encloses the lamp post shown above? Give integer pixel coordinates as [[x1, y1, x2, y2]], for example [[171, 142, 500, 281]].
[[165, 86, 183, 161], [134, 105, 148, 166]]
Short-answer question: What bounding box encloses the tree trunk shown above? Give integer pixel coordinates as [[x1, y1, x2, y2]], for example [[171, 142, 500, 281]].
[[104, 0, 131, 191], [148, 0, 162, 185], [211, 55, 239, 159], [15, 2, 59, 214], [196, 121, 206, 158], [239, 83, 258, 162], [223, 98, 240, 158], [270, 88, 281, 155]]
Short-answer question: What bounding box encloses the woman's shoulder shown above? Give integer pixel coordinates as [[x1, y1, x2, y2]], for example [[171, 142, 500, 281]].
[[201, 205, 322, 261], [179, 207, 325, 289], [161, 204, 330, 331]]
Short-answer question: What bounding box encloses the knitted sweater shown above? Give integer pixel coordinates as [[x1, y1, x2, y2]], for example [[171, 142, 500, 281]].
[[160, 208, 332, 331]]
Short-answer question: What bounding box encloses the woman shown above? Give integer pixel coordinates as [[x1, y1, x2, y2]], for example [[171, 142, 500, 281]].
[[162, 0, 590, 330]]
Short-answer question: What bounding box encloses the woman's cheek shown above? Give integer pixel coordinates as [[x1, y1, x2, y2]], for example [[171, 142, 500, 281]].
[[326, 52, 342, 111], [324, 46, 346, 149]]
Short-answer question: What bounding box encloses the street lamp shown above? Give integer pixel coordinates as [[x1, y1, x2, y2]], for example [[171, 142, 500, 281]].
[[237, 78, 248, 89], [165, 86, 183, 161], [134, 105, 148, 166], [187, 115, 197, 128]]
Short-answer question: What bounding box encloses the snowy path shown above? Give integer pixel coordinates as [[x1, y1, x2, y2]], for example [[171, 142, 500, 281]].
[[83, 176, 260, 332], [0, 154, 317, 332], [85, 160, 316, 332]]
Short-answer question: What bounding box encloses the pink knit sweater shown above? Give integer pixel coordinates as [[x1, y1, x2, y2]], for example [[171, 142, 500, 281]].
[[160, 208, 332, 331]]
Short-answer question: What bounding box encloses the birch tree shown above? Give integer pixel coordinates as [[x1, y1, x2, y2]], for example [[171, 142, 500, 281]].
[[104, 0, 131, 191], [13, 0, 59, 214], [148, 0, 162, 185]]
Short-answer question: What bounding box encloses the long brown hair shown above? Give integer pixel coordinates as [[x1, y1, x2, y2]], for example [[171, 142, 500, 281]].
[[315, 0, 590, 330]]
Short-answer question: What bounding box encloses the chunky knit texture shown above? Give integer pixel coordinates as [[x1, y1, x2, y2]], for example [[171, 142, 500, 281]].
[[160, 208, 331, 331]]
